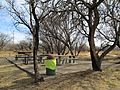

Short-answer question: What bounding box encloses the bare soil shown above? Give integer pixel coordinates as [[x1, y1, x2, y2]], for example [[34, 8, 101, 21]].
[[0, 56, 120, 90]]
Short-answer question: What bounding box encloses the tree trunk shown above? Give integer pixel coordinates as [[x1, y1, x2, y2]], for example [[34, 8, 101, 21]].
[[33, 32, 44, 82], [33, 36, 40, 82], [88, 33, 102, 71], [91, 53, 102, 71], [88, 6, 102, 71]]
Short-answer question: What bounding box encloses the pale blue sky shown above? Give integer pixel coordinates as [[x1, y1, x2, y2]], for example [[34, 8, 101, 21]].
[[0, 0, 28, 43], [0, 0, 113, 45]]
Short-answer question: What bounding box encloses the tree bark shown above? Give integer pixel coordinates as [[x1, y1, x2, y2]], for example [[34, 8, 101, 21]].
[[88, 7, 102, 71], [33, 34, 40, 82], [30, 0, 44, 82], [88, 32, 102, 71]]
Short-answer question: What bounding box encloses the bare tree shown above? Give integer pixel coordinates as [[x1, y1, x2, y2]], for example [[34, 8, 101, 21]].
[[105, 0, 120, 48], [5, 0, 51, 82], [17, 39, 32, 51], [48, 0, 119, 71], [40, 35, 54, 54], [0, 1, 3, 9], [0, 32, 11, 50], [95, 0, 120, 55], [41, 8, 86, 56], [40, 32, 67, 55], [77, 0, 118, 71]]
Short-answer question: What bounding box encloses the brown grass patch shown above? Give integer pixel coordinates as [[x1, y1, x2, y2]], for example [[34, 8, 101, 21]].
[[0, 51, 16, 57]]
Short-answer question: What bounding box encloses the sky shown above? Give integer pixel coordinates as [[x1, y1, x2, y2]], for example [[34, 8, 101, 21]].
[[0, 0, 112, 45], [0, 0, 28, 43]]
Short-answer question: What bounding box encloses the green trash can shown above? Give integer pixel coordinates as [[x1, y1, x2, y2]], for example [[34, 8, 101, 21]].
[[46, 68, 56, 75], [45, 55, 56, 76]]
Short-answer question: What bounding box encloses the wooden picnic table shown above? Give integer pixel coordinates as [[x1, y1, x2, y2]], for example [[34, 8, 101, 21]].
[[15, 51, 32, 64], [17, 51, 32, 55], [15, 53, 78, 65]]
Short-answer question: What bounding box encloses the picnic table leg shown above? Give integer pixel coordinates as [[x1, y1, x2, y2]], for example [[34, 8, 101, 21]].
[[56, 58, 59, 65], [15, 55, 18, 60], [24, 57, 28, 65], [62, 59, 65, 64], [38, 56, 42, 63], [56, 56, 61, 65], [69, 56, 71, 63], [24, 57, 26, 64], [73, 56, 76, 63], [65, 58, 67, 64], [26, 57, 28, 64], [73, 60, 75, 63]]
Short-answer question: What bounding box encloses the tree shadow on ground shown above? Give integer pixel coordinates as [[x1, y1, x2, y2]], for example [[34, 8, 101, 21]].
[[0, 69, 94, 90], [0, 77, 34, 90], [37, 69, 95, 89]]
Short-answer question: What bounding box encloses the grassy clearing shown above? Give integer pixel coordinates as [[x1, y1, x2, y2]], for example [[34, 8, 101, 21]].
[[0, 58, 33, 90], [0, 51, 16, 57], [110, 50, 120, 55], [0, 50, 120, 90], [0, 56, 120, 90], [0, 50, 119, 58]]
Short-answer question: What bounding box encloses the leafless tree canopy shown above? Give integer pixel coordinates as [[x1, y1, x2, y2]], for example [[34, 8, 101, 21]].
[[3, 0, 120, 79], [0, 32, 11, 50]]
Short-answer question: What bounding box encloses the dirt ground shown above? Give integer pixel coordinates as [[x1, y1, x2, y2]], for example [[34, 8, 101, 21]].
[[0, 56, 120, 90]]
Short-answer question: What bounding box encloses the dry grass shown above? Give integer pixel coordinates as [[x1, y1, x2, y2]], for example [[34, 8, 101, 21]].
[[0, 50, 119, 57], [0, 55, 120, 90], [110, 50, 120, 55], [0, 50, 120, 90], [0, 51, 16, 57], [0, 58, 34, 90]]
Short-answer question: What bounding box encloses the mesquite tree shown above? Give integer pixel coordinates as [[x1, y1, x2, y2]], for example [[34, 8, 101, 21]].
[[48, 0, 119, 71], [0, 32, 11, 50], [73, 0, 118, 71], [5, 0, 50, 82], [41, 7, 86, 56]]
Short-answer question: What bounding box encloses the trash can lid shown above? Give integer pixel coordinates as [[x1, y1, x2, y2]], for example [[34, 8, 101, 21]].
[[47, 55, 54, 59]]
